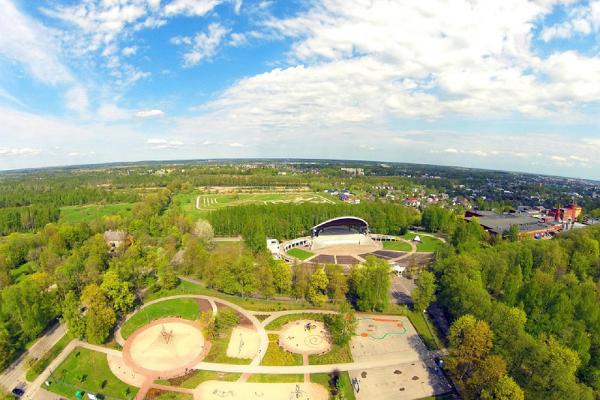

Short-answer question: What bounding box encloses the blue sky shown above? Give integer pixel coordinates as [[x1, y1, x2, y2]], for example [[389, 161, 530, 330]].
[[1, 0, 600, 179]]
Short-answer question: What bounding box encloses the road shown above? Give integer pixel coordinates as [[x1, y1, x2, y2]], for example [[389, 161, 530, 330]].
[[0, 322, 66, 394]]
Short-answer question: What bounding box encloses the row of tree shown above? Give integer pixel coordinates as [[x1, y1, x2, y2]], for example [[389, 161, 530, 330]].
[[206, 202, 420, 252]]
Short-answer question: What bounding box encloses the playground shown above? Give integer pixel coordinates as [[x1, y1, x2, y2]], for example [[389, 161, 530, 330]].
[[279, 320, 332, 355], [226, 326, 261, 359], [348, 315, 450, 400], [123, 318, 206, 377]]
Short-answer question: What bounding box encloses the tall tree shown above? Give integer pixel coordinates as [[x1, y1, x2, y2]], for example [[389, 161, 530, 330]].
[[307, 268, 329, 306], [412, 270, 436, 312], [81, 284, 116, 344], [351, 257, 390, 312], [100, 270, 135, 314]]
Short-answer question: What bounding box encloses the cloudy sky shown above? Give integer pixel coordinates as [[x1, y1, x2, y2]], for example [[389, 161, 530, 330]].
[[1, 0, 600, 178]]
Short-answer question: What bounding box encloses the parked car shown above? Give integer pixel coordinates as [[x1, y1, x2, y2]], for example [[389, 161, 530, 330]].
[[11, 388, 25, 397]]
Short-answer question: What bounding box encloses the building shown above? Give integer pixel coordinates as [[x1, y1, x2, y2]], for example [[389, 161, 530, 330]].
[[340, 167, 365, 176], [545, 203, 582, 222], [266, 238, 281, 259], [465, 210, 561, 239]]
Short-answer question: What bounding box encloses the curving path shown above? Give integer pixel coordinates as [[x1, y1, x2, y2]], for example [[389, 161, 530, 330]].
[[31, 294, 443, 400]]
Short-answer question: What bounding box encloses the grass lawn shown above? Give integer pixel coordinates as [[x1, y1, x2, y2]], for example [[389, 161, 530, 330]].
[[308, 343, 353, 365], [26, 334, 72, 382], [265, 313, 326, 331], [46, 347, 138, 399], [287, 248, 314, 260], [383, 304, 444, 351], [144, 280, 331, 313], [120, 298, 200, 339], [400, 232, 444, 252], [211, 241, 245, 256], [146, 390, 193, 400], [173, 191, 337, 219], [311, 372, 356, 400], [382, 240, 412, 252], [247, 374, 304, 383], [204, 320, 252, 365], [155, 370, 240, 389], [60, 203, 133, 223], [261, 334, 303, 366]]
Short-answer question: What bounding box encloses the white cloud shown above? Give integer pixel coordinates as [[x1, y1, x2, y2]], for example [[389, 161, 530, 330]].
[[146, 138, 184, 149], [0, 147, 41, 156], [172, 23, 230, 66], [541, 1, 600, 41], [164, 0, 223, 16], [229, 142, 244, 147], [0, 0, 73, 85], [65, 85, 89, 113], [122, 46, 138, 56], [135, 109, 165, 118]]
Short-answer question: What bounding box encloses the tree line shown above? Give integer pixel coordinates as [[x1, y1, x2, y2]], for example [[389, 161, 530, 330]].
[[206, 202, 420, 252]]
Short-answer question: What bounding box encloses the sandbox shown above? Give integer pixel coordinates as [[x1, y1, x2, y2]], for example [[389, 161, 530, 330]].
[[279, 320, 331, 355], [197, 380, 328, 400], [226, 326, 260, 359], [123, 317, 206, 377]]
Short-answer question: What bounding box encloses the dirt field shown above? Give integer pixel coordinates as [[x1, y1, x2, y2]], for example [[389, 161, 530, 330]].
[[279, 320, 331, 355], [226, 326, 260, 359], [126, 319, 205, 373], [106, 353, 146, 387], [196, 380, 328, 400]]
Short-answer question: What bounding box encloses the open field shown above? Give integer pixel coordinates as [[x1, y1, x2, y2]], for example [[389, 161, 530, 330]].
[[400, 232, 444, 252], [382, 240, 412, 252], [46, 347, 138, 399], [287, 247, 314, 260], [173, 191, 338, 218], [60, 203, 134, 223], [120, 298, 200, 339], [261, 334, 303, 366]]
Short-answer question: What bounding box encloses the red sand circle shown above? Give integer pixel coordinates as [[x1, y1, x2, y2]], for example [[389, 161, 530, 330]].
[[122, 317, 209, 380]]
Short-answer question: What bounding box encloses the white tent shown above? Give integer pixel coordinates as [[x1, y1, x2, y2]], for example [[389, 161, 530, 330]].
[[413, 235, 422, 243]]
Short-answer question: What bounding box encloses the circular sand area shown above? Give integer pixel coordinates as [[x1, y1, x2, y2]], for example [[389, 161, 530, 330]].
[[279, 320, 331, 355], [124, 318, 205, 375]]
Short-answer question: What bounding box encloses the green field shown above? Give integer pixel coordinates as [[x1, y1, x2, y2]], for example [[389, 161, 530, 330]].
[[247, 374, 304, 383], [120, 298, 200, 339], [60, 203, 133, 223], [311, 372, 356, 400], [173, 191, 338, 219], [399, 232, 444, 252], [382, 240, 412, 252], [155, 370, 240, 389], [261, 334, 303, 366], [287, 247, 314, 260], [46, 347, 138, 399]]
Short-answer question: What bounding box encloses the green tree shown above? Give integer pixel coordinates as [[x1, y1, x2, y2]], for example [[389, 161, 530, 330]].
[[351, 257, 390, 312], [272, 261, 292, 295], [1, 278, 54, 340], [81, 284, 116, 344], [100, 270, 135, 314], [216, 255, 257, 298], [324, 302, 357, 346], [307, 268, 329, 306], [325, 264, 348, 303], [61, 291, 85, 339], [412, 270, 436, 312], [447, 315, 494, 382], [481, 375, 525, 400]]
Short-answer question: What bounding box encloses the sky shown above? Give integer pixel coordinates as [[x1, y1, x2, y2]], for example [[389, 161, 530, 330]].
[[1, 0, 600, 179]]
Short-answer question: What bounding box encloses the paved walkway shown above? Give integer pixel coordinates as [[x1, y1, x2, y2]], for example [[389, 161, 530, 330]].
[[0, 322, 66, 393], [25, 293, 445, 399]]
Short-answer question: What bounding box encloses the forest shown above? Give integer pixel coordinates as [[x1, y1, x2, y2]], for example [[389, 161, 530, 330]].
[[435, 221, 600, 399]]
